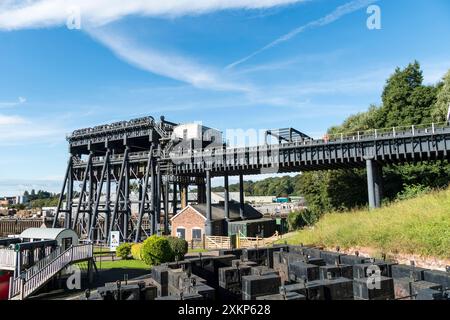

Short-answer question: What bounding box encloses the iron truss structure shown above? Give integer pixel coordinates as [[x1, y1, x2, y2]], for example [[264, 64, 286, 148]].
[[52, 116, 199, 243], [53, 116, 450, 243]]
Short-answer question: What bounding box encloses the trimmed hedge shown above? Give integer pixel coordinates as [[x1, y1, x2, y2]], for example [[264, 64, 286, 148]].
[[141, 235, 174, 266], [116, 243, 132, 259], [131, 243, 143, 260], [167, 236, 188, 261]]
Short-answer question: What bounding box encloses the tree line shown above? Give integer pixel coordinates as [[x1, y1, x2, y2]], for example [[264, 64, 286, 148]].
[[216, 62, 450, 216], [17, 63, 450, 216]]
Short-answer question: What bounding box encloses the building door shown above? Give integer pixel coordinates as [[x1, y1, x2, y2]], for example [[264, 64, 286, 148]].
[[176, 228, 186, 240], [62, 237, 72, 251]]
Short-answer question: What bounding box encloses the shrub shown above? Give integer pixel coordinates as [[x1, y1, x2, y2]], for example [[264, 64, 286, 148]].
[[288, 209, 320, 231], [288, 211, 303, 231], [116, 243, 132, 259], [141, 235, 174, 266], [396, 184, 431, 201], [300, 209, 320, 226], [167, 236, 188, 261], [131, 243, 143, 260]]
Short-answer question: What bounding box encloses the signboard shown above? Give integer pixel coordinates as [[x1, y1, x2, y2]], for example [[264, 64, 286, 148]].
[[109, 231, 120, 251]]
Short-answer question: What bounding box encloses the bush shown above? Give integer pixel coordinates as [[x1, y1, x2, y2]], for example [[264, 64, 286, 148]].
[[288, 209, 320, 231], [396, 184, 432, 201], [141, 235, 174, 266], [167, 236, 188, 261], [116, 243, 132, 259], [288, 211, 303, 231], [131, 243, 143, 260]]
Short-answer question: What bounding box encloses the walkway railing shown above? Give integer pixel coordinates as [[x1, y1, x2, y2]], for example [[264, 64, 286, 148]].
[[166, 121, 450, 159], [324, 121, 450, 143], [9, 244, 93, 300], [25, 248, 62, 281], [71, 122, 450, 165]]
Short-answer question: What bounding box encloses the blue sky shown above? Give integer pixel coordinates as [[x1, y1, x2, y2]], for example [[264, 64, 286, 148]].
[[0, 0, 450, 195]]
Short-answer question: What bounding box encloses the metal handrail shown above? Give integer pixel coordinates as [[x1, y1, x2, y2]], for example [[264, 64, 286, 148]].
[[25, 247, 61, 280], [171, 122, 450, 158], [70, 123, 450, 167], [9, 244, 93, 299]]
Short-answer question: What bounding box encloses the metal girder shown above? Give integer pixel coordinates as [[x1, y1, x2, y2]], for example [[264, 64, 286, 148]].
[[88, 149, 110, 240], [135, 145, 154, 242], [109, 147, 129, 241], [72, 152, 93, 229], [53, 155, 73, 228], [58, 119, 450, 243]]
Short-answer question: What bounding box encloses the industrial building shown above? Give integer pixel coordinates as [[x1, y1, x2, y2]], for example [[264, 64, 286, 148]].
[[170, 202, 276, 242]]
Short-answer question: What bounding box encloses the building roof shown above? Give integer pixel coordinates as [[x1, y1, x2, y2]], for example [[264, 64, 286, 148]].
[[190, 202, 263, 221], [19, 227, 72, 240], [228, 217, 275, 224]]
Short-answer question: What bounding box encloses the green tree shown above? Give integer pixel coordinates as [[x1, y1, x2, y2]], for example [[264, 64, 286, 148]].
[[299, 61, 450, 216], [432, 70, 450, 122], [380, 61, 424, 127]]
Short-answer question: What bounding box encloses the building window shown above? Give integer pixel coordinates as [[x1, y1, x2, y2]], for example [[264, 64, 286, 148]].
[[192, 228, 202, 240], [183, 129, 188, 140], [176, 227, 186, 239]]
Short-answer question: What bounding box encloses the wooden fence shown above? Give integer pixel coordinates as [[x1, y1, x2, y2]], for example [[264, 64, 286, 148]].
[[0, 218, 50, 237], [204, 236, 232, 250], [203, 233, 281, 250]]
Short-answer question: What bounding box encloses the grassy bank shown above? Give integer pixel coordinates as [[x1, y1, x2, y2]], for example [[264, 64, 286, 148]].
[[282, 188, 450, 259], [95, 259, 149, 270]]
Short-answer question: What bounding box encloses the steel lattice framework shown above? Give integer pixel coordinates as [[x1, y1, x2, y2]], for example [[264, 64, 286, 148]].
[[53, 116, 450, 243]]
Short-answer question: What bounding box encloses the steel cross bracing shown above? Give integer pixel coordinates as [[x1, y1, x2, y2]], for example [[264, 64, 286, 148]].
[[54, 117, 450, 243], [168, 123, 450, 175], [53, 116, 182, 243]]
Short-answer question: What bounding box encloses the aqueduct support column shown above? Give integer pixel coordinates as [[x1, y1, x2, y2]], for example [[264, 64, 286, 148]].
[[172, 182, 177, 216], [366, 158, 382, 210], [224, 174, 230, 221], [197, 183, 206, 204], [205, 170, 212, 236], [239, 173, 245, 220], [374, 162, 383, 208]]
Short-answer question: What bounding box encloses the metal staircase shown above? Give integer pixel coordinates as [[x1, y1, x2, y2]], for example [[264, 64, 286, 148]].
[[8, 244, 93, 300]]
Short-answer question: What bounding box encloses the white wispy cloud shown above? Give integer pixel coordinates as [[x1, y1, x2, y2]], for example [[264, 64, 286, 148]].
[[0, 0, 306, 30], [0, 113, 65, 146], [232, 49, 347, 75], [0, 96, 27, 108], [0, 114, 26, 125], [226, 0, 379, 69], [87, 27, 252, 92]]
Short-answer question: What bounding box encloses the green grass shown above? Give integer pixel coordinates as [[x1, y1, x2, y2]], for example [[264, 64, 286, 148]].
[[188, 248, 209, 253], [95, 259, 150, 270], [281, 188, 450, 259]]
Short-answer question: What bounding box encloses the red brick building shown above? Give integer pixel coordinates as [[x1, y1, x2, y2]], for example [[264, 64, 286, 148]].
[[170, 202, 264, 242]]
